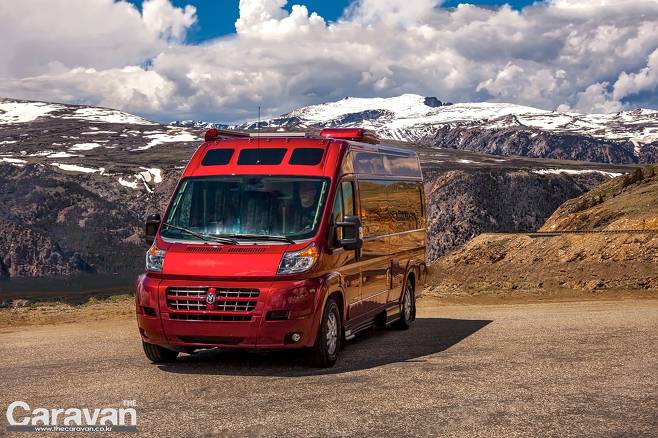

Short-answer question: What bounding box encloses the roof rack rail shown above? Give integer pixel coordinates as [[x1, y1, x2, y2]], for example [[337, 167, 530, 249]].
[[320, 128, 379, 144], [248, 132, 308, 138], [204, 128, 249, 141]]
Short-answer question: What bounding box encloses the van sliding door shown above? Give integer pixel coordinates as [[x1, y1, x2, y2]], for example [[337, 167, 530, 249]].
[[357, 179, 392, 316], [387, 181, 425, 303]]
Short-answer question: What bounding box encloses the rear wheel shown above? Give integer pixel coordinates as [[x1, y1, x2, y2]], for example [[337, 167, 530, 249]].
[[142, 341, 179, 363], [309, 298, 341, 367], [393, 279, 415, 330]]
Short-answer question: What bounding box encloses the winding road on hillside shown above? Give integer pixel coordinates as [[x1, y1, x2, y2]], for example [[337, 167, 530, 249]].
[[1, 299, 657, 436]]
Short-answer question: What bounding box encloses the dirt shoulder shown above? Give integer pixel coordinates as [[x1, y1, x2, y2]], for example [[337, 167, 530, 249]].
[[0, 295, 135, 330], [3, 290, 658, 330]]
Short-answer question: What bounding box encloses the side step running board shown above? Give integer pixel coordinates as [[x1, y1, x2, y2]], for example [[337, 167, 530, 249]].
[[345, 305, 403, 340], [344, 320, 375, 341], [385, 312, 401, 326]]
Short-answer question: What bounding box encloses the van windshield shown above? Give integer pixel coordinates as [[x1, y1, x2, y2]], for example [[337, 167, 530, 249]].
[[161, 176, 329, 242]]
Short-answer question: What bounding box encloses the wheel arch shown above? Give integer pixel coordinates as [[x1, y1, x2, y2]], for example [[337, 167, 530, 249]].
[[308, 273, 347, 347]]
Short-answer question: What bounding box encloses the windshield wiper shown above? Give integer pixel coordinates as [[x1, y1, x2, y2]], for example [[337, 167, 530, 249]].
[[214, 233, 296, 244], [161, 223, 238, 245]]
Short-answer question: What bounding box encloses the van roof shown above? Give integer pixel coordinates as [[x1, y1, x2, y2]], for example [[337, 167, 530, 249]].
[[182, 135, 421, 180]]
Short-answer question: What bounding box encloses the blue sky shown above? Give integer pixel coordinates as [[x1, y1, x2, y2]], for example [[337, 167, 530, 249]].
[[127, 0, 541, 44]]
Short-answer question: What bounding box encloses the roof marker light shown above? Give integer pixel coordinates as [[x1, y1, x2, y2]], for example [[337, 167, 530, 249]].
[[319, 128, 379, 144], [204, 128, 219, 141], [204, 128, 249, 142]]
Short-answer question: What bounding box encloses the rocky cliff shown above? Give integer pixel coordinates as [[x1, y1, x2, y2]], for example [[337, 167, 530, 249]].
[[424, 169, 607, 260]]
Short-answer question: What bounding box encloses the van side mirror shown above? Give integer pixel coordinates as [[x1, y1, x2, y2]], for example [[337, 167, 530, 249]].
[[336, 215, 363, 251], [145, 213, 161, 247]]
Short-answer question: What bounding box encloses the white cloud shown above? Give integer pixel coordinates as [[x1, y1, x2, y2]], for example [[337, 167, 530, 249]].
[[613, 48, 658, 101], [236, 2, 325, 37], [344, 0, 440, 27], [0, 66, 175, 114], [0, 0, 154, 77], [0, 0, 657, 121], [142, 0, 197, 42], [572, 82, 624, 113]]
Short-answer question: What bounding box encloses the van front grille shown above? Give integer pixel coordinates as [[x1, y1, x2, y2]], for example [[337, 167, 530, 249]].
[[166, 287, 259, 312]]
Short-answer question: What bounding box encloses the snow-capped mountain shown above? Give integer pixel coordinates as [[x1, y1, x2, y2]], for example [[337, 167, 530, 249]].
[[169, 120, 229, 130], [0, 96, 638, 291], [233, 94, 658, 164], [0, 98, 203, 191]]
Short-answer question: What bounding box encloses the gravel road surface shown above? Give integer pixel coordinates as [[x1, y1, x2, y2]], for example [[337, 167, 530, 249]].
[[1, 298, 657, 437]]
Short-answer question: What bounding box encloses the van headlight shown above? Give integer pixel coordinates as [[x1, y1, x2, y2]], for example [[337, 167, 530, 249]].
[[277, 243, 319, 275], [146, 245, 166, 272]]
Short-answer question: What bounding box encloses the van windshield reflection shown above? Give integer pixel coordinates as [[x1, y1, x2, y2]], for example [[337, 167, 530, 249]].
[[162, 176, 329, 242]]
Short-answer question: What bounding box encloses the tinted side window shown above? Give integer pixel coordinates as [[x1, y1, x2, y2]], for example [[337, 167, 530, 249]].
[[332, 181, 355, 243], [290, 148, 324, 165], [332, 186, 344, 226], [388, 181, 423, 232], [202, 149, 234, 166], [358, 179, 391, 237], [341, 181, 354, 216], [354, 152, 385, 175], [237, 148, 286, 165], [383, 154, 422, 178], [340, 150, 354, 175]]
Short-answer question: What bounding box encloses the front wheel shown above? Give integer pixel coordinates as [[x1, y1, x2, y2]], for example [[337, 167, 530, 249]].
[[393, 279, 415, 330], [309, 298, 341, 367], [142, 341, 179, 363]]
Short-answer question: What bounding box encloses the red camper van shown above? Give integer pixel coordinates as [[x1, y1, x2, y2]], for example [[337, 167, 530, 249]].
[[135, 128, 427, 367]]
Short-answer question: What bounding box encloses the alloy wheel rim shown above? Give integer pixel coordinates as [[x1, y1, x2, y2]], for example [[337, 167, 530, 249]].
[[403, 287, 412, 321], [326, 312, 338, 355]]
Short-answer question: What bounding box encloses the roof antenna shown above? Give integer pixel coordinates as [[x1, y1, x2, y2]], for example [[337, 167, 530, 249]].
[[257, 105, 261, 164]]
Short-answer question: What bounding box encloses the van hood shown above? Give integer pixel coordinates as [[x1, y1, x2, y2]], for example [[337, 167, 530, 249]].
[[160, 242, 290, 278]]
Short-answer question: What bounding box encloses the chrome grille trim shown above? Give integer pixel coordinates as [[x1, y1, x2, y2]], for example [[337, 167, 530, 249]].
[[217, 288, 259, 298], [214, 300, 257, 312], [166, 287, 260, 312], [167, 289, 206, 297]]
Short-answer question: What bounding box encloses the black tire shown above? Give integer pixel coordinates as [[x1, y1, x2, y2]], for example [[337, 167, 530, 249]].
[[393, 279, 415, 330], [142, 341, 179, 363], [309, 297, 341, 367]]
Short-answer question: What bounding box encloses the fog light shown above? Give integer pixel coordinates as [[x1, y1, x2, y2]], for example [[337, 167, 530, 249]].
[[266, 310, 290, 321], [291, 333, 301, 342]]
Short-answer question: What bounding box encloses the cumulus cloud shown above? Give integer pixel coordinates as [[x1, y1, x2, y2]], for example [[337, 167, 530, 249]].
[[344, 0, 440, 27], [235, 0, 325, 36], [0, 0, 657, 122], [0, 67, 175, 114], [142, 0, 197, 42], [613, 48, 658, 101]]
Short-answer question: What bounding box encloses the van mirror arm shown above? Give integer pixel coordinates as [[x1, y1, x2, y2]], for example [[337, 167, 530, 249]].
[[145, 213, 161, 247]]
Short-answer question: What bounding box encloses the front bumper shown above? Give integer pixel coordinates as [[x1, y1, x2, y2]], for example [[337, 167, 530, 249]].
[[135, 274, 323, 350]]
